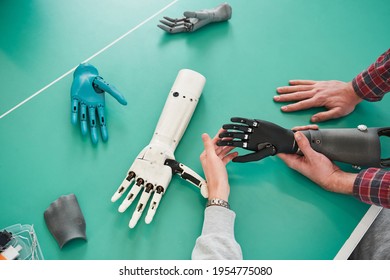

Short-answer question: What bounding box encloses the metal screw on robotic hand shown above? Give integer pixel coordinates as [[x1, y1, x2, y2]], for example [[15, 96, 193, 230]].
[[357, 124, 368, 132]]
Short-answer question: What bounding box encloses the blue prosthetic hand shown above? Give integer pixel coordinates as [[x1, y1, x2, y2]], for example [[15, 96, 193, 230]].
[[71, 63, 127, 144]]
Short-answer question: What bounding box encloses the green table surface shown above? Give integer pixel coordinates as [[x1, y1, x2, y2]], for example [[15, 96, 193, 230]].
[[1, 0, 389, 260]]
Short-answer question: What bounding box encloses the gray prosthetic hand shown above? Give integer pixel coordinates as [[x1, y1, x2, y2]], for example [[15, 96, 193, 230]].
[[217, 117, 390, 168], [158, 3, 232, 34]]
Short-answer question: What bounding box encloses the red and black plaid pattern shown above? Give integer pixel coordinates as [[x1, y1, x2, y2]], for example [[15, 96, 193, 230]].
[[352, 48, 390, 102], [353, 168, 390, 208]]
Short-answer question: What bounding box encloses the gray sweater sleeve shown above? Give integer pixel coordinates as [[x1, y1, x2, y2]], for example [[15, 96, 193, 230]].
[[349, 208, 390, 260], [191, 206, 243, 260]]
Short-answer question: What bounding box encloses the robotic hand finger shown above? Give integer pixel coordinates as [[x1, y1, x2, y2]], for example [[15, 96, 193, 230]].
[[158, 17, 190, 34], [129, 178, 171, 229], [158, 3, 232, 33], [164, 159, 209, 198], [70, 63, 127, 144]]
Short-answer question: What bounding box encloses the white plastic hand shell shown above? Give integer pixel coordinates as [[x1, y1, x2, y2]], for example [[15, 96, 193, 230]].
[[111, 69, 206, 228], [111, 144, 174, 228]]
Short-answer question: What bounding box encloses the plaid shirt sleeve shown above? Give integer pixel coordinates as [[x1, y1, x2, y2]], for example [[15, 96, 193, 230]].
[[352, 48, 390, 101], [353, 168, 390, 208]]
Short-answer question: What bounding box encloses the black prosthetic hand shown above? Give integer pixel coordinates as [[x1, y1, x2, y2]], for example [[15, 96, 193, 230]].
[[217, 118, 298, 162], [217, 117, 390, 168]]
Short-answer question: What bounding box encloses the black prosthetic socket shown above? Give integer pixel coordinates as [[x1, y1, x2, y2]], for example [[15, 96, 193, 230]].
[[300, 126, 389, 168]]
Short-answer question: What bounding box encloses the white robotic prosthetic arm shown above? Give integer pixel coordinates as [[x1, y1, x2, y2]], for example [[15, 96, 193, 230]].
[[111, 69, 207, 228]]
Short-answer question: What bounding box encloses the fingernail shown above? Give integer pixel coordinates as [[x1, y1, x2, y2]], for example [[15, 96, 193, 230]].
[[281, 106, 288, 111], [273, 96, 280, 101], [295, 132, 302, 140], [311, 117, 317, 122]]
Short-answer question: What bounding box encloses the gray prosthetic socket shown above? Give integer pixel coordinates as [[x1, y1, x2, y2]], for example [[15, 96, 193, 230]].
[[44, 194, 87, 249], [300, 126, 390, 168]]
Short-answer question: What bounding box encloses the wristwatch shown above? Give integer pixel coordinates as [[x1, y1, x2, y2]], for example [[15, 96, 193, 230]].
[[206, 198, 230, 209]]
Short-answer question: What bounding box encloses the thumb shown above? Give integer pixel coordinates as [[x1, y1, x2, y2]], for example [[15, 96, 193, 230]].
[[184, 10, 209, 19], [311, 108, 340, 123], [294, 132, 316, 158], [202, 133, 214, 154], [183, 11, 196, 18], [93, 77, 127, 105]]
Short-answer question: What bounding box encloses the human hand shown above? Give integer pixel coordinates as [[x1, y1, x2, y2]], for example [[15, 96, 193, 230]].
[[111, 143, 174, 228], [274, 80, 362, 122], [278, 131, 356, 194], [200, 129, 238, 201], [158, 2, 232, 34], [71, 63, 127, 144]]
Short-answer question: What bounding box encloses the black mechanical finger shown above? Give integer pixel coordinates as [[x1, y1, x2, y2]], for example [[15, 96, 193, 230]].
[[232, 145, 276, 163], [222, 123, 254, 133], [230, 117, 259, 128], [219, 131, 248, 140], [217, 140, 246, 148]]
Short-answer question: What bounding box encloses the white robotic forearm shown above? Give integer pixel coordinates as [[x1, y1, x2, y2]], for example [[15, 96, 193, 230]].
[[151, 69, 205, 150], [111, 69, 207, 228]]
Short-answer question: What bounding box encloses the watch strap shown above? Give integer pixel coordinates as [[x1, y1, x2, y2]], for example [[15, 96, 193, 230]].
[[206, 198, 230, 209]]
